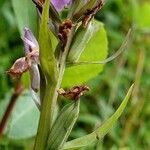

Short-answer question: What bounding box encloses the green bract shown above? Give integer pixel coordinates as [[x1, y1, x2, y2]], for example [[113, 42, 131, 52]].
[[47, 101, 80, 150]]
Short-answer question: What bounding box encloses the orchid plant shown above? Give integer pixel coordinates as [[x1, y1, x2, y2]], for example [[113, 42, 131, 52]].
[[7, 0, 134, 149]]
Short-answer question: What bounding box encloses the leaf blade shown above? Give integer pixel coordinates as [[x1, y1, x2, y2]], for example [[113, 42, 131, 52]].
[[6, 90, 40, 139], [11, 0, 37, 35], [63, 84, 134, 149]]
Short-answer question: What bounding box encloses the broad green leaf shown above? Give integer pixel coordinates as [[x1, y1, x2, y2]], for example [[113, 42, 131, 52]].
[[47, 101, 80, 150], [11, 0, 37, 35], [134, 2, 150, 29], [39, 0, 58, 82], [67, 21, 99, 62], [62, 21, 108, 87], [62, 84, 134, 150], [7, 90, 39, 139]]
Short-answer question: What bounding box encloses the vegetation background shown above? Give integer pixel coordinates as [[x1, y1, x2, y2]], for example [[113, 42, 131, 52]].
[[0, 0, 149, 149]]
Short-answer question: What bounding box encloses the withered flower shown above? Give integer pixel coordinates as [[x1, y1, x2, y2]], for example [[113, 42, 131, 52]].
[[7, 28, 40, 92], [7, 57, 29, 78], [82, 0, 104, 27], [58, 19, 73, 49], [58, 85, 90, 100]]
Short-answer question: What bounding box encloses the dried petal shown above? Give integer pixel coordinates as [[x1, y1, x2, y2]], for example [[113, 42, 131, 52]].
[[23, 28, 40, 92], [7, 28, 40, 93], [7, 57, 29, 78], [29, 63, 40, 92], [27, 50, 39, 64]]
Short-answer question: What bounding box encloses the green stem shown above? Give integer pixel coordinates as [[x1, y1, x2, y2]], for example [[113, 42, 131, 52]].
[[34, 27, 75, 150]]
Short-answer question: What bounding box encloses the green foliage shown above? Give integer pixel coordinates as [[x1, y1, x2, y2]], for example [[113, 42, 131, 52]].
[[47, 101, 80, 150], [134, 1, 150, 29], [63, 85, 133, 149], [62, 22, 108, 87], [7, 91, 39, 139], [11, 0, 37, 35], [0, 0, 149, 149], [0, 90, 39, 139]]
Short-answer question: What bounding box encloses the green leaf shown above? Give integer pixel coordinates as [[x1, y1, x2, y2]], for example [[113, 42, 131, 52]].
[[39, 0, 58, 82], [67, 21, 99, 62], [11, 0, 37, 35], [134, 2, 150, 29], [0, 93, 12, 121], [62, 21, 108, 87], [47, 101, 80, 150], [7, 90, 39, 139], [62, 84, 134, 150]]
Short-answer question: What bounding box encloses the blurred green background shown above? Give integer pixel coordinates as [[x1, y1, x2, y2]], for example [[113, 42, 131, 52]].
[[0, 0, 150, 149]]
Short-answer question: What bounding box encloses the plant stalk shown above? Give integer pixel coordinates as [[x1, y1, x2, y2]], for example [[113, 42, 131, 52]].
[[0, 80, 23, 137], [34, 27, 75, 150]]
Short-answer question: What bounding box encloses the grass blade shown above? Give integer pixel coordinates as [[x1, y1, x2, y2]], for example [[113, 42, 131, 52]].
[[63, 84, 134, 150]]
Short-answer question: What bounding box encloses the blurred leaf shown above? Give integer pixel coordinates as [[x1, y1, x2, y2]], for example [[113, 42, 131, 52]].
[[135, 2, 150, 29], [11, 0, 37, 35], [6, 90, 39, 139], [63, 84, 134, 150], [0, 92, 12, 120], [78, 114, 101, 126], [62, 21, 108, 87], [1, 1, 16, 28]]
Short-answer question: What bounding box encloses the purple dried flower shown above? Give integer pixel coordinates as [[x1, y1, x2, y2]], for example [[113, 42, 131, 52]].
[[51, 0, 71, 11], [7, 57, 29, 78], [8, 28, 40, 92], [23, 28, 40, 92]]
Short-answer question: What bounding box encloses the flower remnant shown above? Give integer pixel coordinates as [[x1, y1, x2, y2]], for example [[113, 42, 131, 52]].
[[58, 85, 90, 100], [7, 28, 40, 92]]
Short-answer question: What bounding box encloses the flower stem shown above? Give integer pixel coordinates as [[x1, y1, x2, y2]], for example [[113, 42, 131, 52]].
[[0, 80, 23, 137], [34, 27, 75, 150]]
